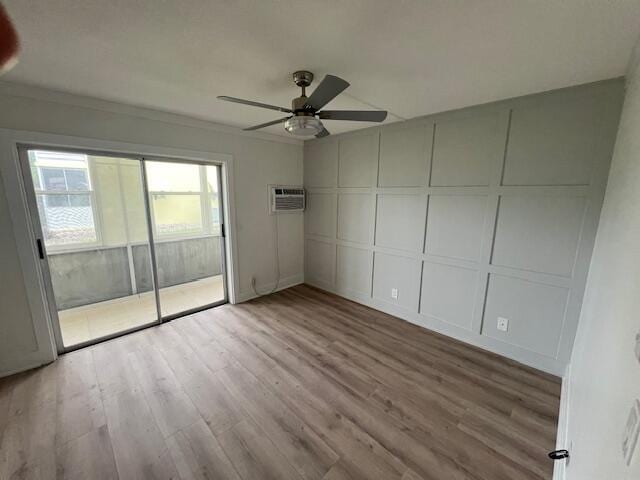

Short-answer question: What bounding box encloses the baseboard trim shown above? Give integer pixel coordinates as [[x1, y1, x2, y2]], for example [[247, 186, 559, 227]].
[[304, 278, 565, 376], [234, 273, 304, 303]]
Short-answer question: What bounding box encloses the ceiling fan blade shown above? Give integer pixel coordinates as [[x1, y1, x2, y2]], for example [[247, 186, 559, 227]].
[[243, 116, 291, 131], [318, 110, 387, 122], [217, 96, 292, 113], [315, 126, 330, 138], [304, 75, 350, 111]]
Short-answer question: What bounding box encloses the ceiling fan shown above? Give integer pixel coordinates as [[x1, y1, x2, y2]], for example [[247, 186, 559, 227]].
[[218, 71, 387, 138]]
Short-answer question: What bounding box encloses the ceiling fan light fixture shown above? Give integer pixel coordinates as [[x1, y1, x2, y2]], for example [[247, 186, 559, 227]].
[[284, 116, 323, 136], [219, 72, 387, 137]]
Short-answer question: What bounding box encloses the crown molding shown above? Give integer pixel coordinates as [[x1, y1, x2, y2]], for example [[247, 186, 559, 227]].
[[0, 80, 303, 146]]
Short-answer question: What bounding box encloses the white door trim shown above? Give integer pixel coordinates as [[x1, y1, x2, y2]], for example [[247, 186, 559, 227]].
[[553, 363, 572, 480]]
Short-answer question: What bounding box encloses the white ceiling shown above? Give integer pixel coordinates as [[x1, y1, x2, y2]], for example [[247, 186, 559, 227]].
[[3, 0, 640, 139]]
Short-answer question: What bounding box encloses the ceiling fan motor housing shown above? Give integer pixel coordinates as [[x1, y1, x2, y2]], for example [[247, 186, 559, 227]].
[[293, 70, 314, 88], [292, 96, 314, 114]]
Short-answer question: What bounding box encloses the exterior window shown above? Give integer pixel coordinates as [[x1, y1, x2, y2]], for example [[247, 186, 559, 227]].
[[30, 150, 98, 247], [146, 161, 220, 237]]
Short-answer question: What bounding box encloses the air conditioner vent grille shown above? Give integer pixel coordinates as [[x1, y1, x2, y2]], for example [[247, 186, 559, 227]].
[[270, 185, 305, 213], [275, 197, 304, 210]]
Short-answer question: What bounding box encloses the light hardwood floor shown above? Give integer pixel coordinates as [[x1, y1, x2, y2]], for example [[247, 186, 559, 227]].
[[0, 284, 560, 480]]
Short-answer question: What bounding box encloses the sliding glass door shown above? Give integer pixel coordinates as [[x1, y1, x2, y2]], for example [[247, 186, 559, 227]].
[[19, 147, 227, 351], [144, 160, 226, 318], [22, 149, 159, 348]]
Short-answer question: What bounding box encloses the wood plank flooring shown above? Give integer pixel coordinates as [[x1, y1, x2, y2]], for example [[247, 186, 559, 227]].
[[0, 284, 560, 480]]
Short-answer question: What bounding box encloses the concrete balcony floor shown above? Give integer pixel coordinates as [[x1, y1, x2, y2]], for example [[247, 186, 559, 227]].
[[58, 275, 225, 347]]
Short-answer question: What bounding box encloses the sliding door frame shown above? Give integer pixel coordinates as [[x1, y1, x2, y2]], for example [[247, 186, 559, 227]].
[[16, 146, 67, 352], [17, 146, 230, 352], [141, 156, 229, 321], [0, 128, 238, 361]]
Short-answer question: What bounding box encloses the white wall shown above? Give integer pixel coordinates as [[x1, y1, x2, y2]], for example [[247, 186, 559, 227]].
[[304, 80, 624, 376], [0, 82, 304, 376], [562, 45, 640, 479]]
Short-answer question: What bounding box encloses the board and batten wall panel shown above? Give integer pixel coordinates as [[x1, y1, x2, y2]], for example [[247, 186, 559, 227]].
[[430, 111, 504, 187], [337, 193, 374, 244], [378, 124, 432, 187], [421, 262, 479, 331], [303, 79, 624, 375], [425, 194, 488, 261], [372, 252, 422, 312], [338, 133, 378, 187], [305, 239, 335, 288], [336, 245, 372, 296], [375, 193, 427, 252], [305, 192, 337, 238]]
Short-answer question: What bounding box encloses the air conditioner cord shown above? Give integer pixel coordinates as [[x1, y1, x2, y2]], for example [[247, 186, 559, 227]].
[[251, 212, 280, 296]]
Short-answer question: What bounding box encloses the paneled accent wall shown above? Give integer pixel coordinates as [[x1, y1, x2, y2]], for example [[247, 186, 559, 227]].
[[303, 79, 624, 375]]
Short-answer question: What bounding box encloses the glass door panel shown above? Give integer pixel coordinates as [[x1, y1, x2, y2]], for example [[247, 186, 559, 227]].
[[144, 160, 226, 318], [23, 149, 159, 348]]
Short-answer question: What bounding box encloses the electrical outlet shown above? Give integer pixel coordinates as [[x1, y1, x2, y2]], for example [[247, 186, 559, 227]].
[[391, 288, 398, 300], [497, 317, 509, 332]]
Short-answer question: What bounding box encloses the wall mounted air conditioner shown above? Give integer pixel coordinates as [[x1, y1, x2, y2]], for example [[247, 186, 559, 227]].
[[269, 185, 305, 214]]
